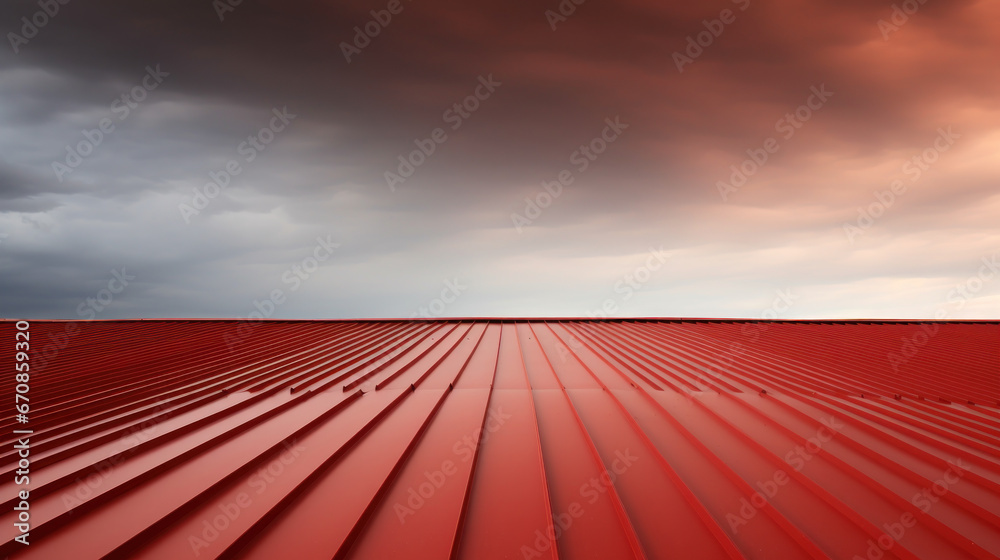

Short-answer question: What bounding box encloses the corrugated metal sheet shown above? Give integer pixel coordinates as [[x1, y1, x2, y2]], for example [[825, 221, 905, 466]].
[[2, 319, 998, 559]]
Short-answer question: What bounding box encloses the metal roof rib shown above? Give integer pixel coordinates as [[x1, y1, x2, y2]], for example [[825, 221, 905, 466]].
[[1, 319, 997, 559]]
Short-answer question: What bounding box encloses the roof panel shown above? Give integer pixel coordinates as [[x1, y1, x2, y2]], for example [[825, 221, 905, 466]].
[[1, 319, 998, 559]]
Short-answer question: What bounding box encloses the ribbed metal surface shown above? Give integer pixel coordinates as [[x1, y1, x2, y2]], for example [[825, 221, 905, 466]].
[[2, 319, 998, 559]]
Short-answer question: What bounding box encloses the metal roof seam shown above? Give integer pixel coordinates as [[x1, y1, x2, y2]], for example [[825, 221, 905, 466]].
[[1, 320, 997, 559]]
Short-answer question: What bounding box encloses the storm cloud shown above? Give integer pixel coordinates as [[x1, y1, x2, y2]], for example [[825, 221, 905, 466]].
[[1, 0, 998, 319]]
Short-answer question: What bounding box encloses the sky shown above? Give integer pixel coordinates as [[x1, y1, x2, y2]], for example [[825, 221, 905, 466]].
[[1, 0, 998, 320]]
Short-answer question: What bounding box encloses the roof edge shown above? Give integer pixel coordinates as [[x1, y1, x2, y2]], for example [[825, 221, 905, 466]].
[[3, 317, 999, 324]]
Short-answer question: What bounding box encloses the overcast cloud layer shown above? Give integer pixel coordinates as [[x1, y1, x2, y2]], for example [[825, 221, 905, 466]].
[[1, 0, 998, 320]]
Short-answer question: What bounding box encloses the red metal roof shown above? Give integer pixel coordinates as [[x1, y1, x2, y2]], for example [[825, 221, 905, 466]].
[[2, 319, 999, 559]]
